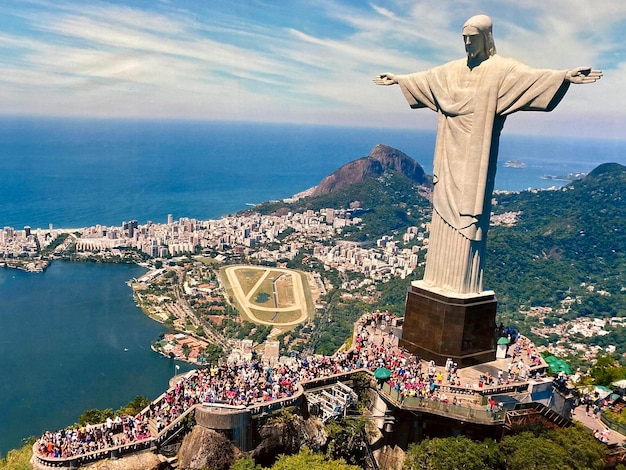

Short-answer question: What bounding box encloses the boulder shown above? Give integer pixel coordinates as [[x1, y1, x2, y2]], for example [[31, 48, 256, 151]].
[[177, 427, 236, 470]]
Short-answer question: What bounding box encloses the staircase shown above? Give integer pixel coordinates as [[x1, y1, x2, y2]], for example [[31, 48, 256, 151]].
[[504, 402, 571, 431]]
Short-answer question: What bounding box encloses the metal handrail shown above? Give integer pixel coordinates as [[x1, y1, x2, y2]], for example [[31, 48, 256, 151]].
[[378, 382, 506, 424]]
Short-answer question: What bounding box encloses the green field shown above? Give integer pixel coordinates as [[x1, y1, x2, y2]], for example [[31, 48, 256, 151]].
[[237, 269, 266, 296]]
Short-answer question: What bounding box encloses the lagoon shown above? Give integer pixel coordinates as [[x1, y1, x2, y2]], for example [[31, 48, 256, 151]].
[[0, 261, 192, 455]]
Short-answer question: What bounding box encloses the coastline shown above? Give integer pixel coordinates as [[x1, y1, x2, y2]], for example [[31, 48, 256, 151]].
[[0, 258, 49, 273], [0, 228, 225, 369], [0, 261, 180, 456], [128, 269, 228, 367]]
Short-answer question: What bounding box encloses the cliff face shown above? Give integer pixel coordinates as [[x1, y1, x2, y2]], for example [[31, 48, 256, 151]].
[[174, 414, 326, 469], [311, 144, 430, 197], [251, 414, 327, 466], [177, 427, 237, 470]]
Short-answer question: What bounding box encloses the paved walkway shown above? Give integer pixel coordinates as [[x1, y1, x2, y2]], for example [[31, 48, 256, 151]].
[[571, 406, 626, 445]]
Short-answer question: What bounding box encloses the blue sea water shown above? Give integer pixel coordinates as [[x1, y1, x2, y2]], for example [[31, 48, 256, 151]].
[[1, 117, 624, 229], [0, 118, 625, 455]]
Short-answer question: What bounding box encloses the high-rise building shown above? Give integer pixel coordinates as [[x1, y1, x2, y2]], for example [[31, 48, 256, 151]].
[[326, 208, 335, 224]]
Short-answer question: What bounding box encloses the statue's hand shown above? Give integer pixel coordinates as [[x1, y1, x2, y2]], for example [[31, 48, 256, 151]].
[[566, 67, 603, 84], [373, 73, 398, 86]]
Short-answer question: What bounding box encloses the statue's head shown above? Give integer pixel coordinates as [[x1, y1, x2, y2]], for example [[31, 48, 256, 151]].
[[462, 14, 496, 63]]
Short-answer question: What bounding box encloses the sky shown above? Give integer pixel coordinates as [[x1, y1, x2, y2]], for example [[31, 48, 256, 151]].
[[1, 0, 625, 139]]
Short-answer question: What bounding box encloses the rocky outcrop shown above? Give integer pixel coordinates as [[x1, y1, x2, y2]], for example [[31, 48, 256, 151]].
[[311, 144, 430, 197], [79, 450, 172, 470], [177, 427, 237, 470], [251, 414, 327, 466]]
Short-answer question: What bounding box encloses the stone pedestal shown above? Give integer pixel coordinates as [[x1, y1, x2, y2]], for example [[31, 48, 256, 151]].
[[399, 281, 497, 367]]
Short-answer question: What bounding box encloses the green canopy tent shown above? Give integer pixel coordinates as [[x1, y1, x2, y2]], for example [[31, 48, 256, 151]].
[[542, 354, 557, 364], [549, 359, 572, 375], [541, 354, 572, 374]]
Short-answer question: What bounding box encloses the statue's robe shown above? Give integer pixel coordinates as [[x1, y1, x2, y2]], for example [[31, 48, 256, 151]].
[[397, 55, 569, 293]]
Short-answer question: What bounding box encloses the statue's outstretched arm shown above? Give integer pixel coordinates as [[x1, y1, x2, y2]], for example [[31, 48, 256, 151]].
[[373, 73, 398, 86], [566, 67, 603, 84]]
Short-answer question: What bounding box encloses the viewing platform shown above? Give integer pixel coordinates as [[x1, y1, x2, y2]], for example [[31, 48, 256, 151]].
[[31, 312, 589, 468]]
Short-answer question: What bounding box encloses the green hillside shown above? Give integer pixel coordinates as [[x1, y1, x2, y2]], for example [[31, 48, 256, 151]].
[[250, 170, 432, 242], [482, 163, 626, 350], [486, 163, 625, 316]]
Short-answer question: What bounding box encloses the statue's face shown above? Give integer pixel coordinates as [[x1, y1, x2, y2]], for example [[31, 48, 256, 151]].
[[462, 26, 487, 62]]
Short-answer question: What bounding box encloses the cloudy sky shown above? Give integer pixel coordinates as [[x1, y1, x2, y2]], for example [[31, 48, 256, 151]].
[[1, 0, 624, 139]]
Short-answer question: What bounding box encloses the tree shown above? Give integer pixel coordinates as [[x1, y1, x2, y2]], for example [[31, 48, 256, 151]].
[[231, 458, 262, 470], [549, 425, 606, 470], [403, 436, 504, 470], [118, 395, 149, 416], [78, 408, 114, 425], [0, 440, 33, 470], [325, 416, 370, 467], [500, 427, 604, 470], [271, 447, 361, 470], [591, 356, 626, 386], [201, 343, 224, 364]]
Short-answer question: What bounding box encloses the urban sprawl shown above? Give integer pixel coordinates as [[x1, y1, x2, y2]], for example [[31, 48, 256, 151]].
[[0, 205, 615, 362]]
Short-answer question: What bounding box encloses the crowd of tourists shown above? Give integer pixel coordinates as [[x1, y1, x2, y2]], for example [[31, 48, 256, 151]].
[[35, 311, 401, 459], [36, 414, 152, 459], [36, 311, 542, 460]]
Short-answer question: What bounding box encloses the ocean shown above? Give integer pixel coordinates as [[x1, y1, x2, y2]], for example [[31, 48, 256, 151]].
[[0, 118, 624, 455], [2, 117, 624, 229]]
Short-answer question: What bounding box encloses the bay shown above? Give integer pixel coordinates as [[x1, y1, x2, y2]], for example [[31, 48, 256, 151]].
[[0, 262, 192, 455]]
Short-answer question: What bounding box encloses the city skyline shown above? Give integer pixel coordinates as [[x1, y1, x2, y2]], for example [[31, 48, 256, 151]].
[[1, 1, 623, 138]]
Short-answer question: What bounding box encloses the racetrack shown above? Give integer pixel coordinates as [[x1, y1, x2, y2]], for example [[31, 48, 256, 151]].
[[222, 265, 311, 327]]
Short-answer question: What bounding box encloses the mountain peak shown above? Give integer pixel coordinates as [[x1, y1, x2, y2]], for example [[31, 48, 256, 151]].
[[586, 162, 626, 180], [311, 144, 431, 197]]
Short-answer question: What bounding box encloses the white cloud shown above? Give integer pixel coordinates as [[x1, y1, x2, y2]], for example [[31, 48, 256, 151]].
[[0, 0, 624, 138]]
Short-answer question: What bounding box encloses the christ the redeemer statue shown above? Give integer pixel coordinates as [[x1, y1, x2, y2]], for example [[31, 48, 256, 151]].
[[375, 14, 601, 295]]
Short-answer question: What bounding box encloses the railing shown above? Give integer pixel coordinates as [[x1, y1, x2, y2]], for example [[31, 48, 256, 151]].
[[34, 364, 544, 467], [301, 369, 368, 391], [378, 383, 506, 424], [601, 412, 626, 437], [474, 382, 531, 396], [32, 437, 154, 468], [34, 368, 370, 468]]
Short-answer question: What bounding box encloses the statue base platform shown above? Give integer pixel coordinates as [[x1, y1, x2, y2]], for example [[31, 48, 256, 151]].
[[399, 281, 497, 367]]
